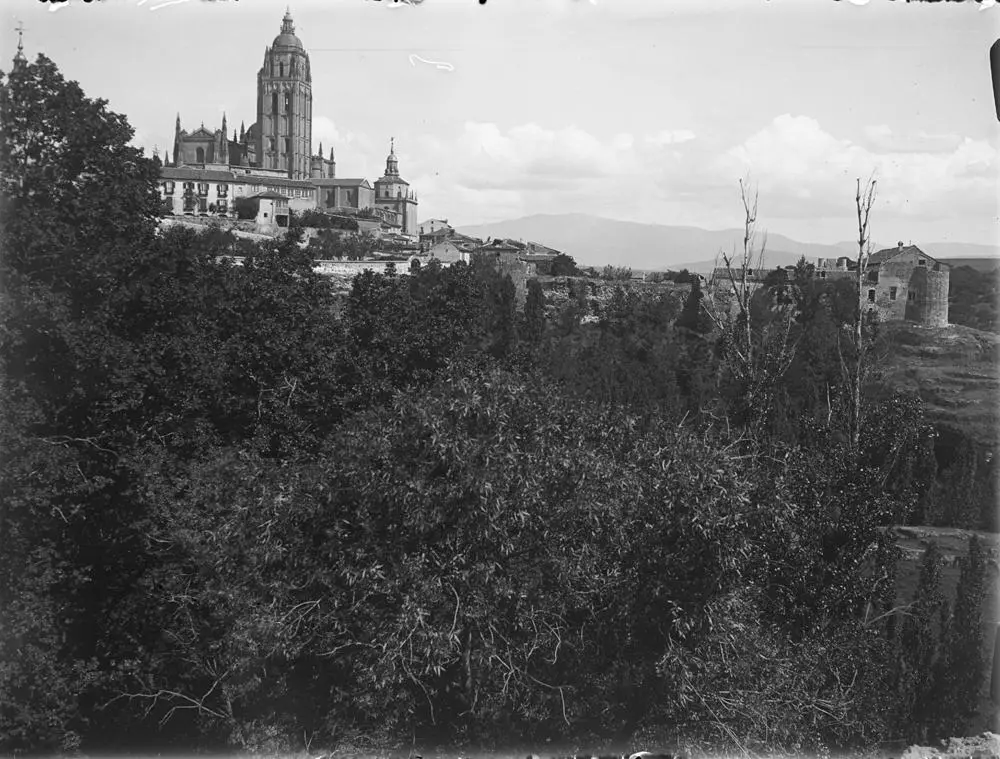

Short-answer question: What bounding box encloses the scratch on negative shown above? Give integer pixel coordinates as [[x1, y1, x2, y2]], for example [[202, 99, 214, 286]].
[[409, 54, 454, 72], [149, 0, 194, 11]]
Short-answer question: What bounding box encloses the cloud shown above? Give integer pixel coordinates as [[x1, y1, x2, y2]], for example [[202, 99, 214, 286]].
[[716, 114, 998, 222], [645, 129, 697, 147], [407, 121, 706, 224], [863, 124, 963, 154], [311, 116, 343, 154], [447, 122, 642, 189]]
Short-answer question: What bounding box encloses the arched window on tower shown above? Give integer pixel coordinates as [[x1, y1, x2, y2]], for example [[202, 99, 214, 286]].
[[279, 61, 284, 77], [285, 92, 292, 114], [272, 93, 279, 114], [196, 147, 205, 163]]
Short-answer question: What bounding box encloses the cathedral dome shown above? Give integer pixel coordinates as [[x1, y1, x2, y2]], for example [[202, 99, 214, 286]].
[[272, 9, 303, 50]]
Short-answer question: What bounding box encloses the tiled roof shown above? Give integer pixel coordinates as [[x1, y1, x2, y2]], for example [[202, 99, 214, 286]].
[[252, 191, 289, 201], [869, 244, 945, 267], [161, 167, 235, 181], [313, 178, 372, 188], [375, 175, 410, 186], [234, 175, 316, 189], [710, 267, 772, 283]]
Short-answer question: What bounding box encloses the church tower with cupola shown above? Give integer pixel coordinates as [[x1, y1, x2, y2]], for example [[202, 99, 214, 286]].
[[373, 138, 418, 235], [255, 9, 312, 179]]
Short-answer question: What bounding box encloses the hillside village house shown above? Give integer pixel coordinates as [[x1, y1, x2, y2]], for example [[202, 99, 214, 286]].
[[253, 191, 291, 230], [426, 239, 474, 264], [418, 219, 453, 236], [158, 10, 419, 238]]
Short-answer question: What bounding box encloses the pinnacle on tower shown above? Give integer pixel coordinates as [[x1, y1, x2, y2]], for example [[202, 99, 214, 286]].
[[13, 21, 26, 67], [318, 141, 323, 158]]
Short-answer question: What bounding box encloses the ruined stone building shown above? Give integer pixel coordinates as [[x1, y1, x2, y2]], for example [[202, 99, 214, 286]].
[[708, 242, 950, 327], [817, 242, 950, 327]]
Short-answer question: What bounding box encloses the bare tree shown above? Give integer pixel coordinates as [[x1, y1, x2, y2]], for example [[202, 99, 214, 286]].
[[841, 175, 877, 452], [703, 178, 798, 426]]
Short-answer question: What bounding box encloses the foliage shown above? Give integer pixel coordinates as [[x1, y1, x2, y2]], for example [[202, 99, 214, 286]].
[[0, 54, 165, 753], [675, 279, 713, 335], [339, 259, 499, 411], [549, 253, 579, 277], [890, 540, 945, 742], [933, 535, 990, 737], [948, 265, 999, 333], [111, 363, 902, 751], [306, 229, 377, 261], [297, 208, 361, 231], [522, 278, 546, 346], [233, 196, 258, 220], [600, 264, 633, 281]]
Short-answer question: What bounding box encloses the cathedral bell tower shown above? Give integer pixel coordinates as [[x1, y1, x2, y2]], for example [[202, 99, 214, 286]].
[[255, 9, 312, 179]]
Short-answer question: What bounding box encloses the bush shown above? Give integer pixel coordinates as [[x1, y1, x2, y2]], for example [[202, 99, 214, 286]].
[[233, 196, 258, 220], [298, 209, 360, 231]]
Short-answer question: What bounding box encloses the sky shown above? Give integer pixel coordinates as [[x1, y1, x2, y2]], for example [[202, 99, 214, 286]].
[[3, 0, 999, 246]]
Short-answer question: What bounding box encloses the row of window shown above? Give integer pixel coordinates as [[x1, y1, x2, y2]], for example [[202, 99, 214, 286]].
[[265, 137, 295, 155], [179, 197, 228, 213], [163, 181, 310, 199], [271, 92, 293, 114], [163, 181, 228, 197], [246, 183, 312, 198]]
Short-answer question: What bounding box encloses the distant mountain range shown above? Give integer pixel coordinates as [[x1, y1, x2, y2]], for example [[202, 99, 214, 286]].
[[456, 213, 999, 274]]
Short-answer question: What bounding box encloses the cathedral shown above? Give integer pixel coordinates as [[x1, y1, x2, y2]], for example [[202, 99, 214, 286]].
[[162, 10, 418, 236]]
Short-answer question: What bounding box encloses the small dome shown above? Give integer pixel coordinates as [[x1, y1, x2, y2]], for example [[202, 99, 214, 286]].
[[272, 9, 303, 50]]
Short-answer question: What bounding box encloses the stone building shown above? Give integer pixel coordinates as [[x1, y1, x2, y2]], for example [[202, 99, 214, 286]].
[[373, 139, 419, 236], [707, 242, 949, 327], [817, 242, 950, 327], [160, 10, 419, 234], [313, 178, 374, 212], [159, 165, 317, 217], [254, 10, 312, 179], [471, 239, 541, 307]]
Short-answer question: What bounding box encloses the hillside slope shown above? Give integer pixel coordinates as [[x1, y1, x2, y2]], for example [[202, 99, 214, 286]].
[[875, 322, 999, 447]]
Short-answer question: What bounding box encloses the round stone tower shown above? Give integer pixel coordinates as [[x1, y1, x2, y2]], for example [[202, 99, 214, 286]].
[[907, 265, 950, 327]]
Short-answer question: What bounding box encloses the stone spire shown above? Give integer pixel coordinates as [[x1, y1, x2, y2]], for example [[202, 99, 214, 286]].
[[12, 21, 26, 69], [385, 137, 399, 177], [173, 113, 183, 166], [219, 112, 229, 165]]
